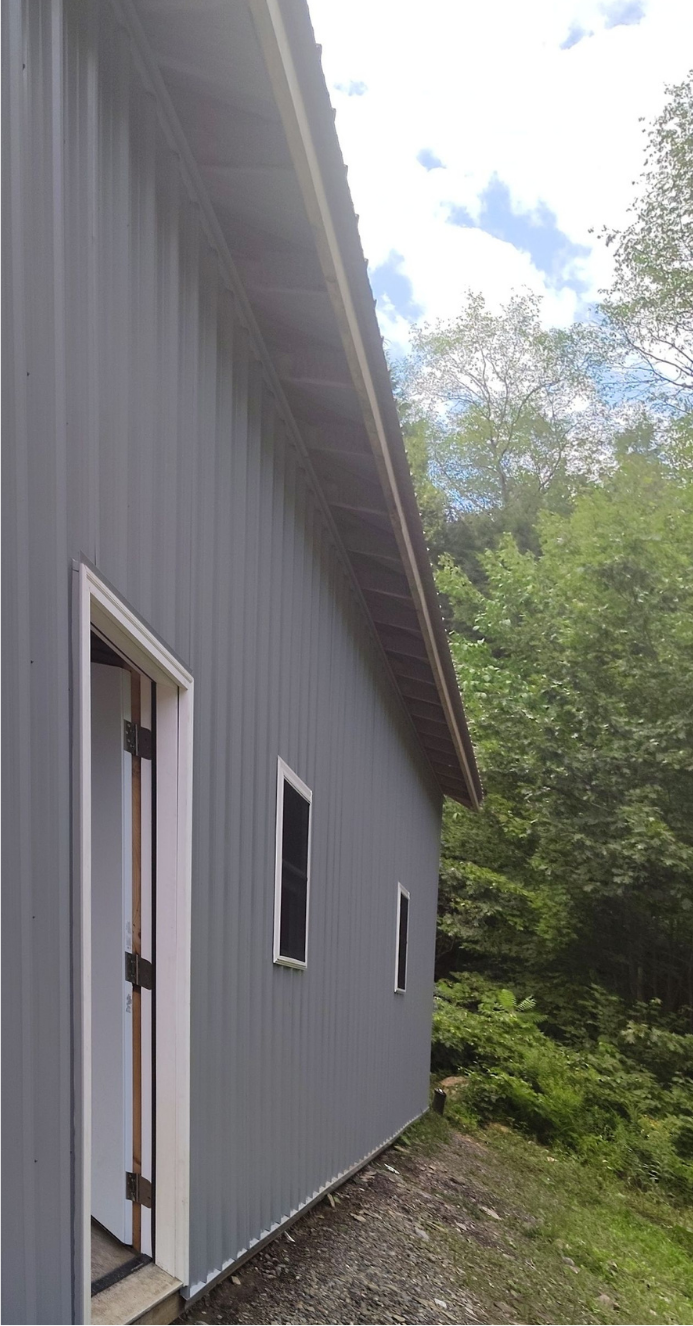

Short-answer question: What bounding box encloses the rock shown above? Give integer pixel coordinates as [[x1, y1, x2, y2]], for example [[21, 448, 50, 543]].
[[479, 1205, 501, 1220], [231, 1275, 241, 1286], [434, 1298, 448, 1308], [351, 1213, 366, 1223], [325, 1192, 336, 1209], [414, 1226, 430, 1241], [440, 1076, 467, 1090]]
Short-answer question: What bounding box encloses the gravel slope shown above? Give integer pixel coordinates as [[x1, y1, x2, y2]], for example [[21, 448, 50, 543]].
[[179, 1117, 693, 1326], [179, 1132, 492, 1326]]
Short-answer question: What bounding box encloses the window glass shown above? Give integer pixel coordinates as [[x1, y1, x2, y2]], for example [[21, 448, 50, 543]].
[[277, 776, 310, 964], [396, 890, 409, 992]]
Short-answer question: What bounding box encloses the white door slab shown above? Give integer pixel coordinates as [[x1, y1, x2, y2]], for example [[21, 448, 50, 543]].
[[139, 677, 153, 1259], [91, 663, 133, 1245]]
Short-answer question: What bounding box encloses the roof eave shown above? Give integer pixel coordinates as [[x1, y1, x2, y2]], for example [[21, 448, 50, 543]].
[[248, 0, 483, 809]]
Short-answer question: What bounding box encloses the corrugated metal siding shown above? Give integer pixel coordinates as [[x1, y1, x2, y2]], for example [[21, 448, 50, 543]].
[[2, 1, 443, 1320]]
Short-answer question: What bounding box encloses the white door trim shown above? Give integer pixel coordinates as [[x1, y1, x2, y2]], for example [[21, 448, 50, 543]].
[[78, 563, 193, 1320]]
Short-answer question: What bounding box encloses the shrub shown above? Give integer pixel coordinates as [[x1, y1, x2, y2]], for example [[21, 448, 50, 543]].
[[433, 975, 693, 1201]]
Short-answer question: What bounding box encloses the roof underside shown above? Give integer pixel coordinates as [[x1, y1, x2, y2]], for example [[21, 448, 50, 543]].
[[133, 0, 482, 808]]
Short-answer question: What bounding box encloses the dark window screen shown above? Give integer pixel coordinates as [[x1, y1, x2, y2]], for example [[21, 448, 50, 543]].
[[397, 892, 409, 991], [279, 780, 310, 963]]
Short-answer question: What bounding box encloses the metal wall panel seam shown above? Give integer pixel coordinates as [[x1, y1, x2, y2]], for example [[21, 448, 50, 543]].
[[306, 503, 323, 1182], [240, 353, 264, 1269], [193, 242, 219, 1277], [33, 0, 72, 1310], [257, 384, 277, 1244], [259, 368, 278, 1249], [307, 495, 324, 1204], [210, 254, 227, 1279], [296, 463, 313, 1215], [208, 244, 226, 1277], [155, 156, 180, 644], [266, 406, 286, 1233], [228, 303, 246, 1264], [214, 288, 235, 1275], [3, 4, 38, 1319], [216, 294, 236, 1270], [290, 455, 305, 1219], [128, 13, 156, 614], [49, 0, 75, 1306], [285, 436, 303, 1222], [309, 494, 326, 1204]]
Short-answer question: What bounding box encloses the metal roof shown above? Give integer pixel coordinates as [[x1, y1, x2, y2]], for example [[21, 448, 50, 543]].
[[133, 0, 483, 808]]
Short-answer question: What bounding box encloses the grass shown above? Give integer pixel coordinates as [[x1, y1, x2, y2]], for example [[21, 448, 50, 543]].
[[402, 1109, 693, 1325]]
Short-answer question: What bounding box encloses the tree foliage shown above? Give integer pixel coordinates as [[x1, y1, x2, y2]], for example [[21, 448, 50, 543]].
[[432, 974, 693, 1201], [391, 77, 693, 1182], [397, 292, 609, 582], [438, 452, 693, 1013], [392, 75, 693, 1033], [600, 70, 693, 406], [389, 64, 693, 1204]]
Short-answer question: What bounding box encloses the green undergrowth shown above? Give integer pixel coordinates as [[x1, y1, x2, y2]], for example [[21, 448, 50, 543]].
[[402, 1110, 693, 1325], [432, 975, 693, 1203]]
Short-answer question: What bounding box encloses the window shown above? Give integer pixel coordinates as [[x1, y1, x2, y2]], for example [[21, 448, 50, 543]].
[[273, 758, 312, 967], [395, 884, 409, 993]]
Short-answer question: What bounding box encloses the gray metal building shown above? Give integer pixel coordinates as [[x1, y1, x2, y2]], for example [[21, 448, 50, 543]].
[[2, 2, 482, 1322]]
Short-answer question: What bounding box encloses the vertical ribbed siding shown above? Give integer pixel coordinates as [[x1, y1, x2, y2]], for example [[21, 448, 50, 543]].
[[2, 3, 74, 1321], [2, 2, 444, 1320]]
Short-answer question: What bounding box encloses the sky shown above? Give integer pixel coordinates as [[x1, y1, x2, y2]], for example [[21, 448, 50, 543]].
[[307, 0, 693, 352]]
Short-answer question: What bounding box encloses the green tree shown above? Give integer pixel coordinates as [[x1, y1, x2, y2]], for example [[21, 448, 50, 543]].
[[600, 71, 693, 407], [438, 451, 693, 1014], [398, 291, 609, 582]]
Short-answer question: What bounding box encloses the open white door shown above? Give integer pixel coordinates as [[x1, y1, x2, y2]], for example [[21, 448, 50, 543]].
[[91, 663, 133, 1245], [79, 563, 193, 1321]]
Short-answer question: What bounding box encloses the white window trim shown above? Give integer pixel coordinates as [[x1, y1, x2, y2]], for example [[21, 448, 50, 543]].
[[273, 756, 312, 969], [76, 562, 193, 1320], [395, 883, 410, 994]]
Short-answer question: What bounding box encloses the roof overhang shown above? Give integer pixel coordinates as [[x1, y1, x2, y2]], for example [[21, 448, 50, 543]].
[[130, 0, 483, 808]]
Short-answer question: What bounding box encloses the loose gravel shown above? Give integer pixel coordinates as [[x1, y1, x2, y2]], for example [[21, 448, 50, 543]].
[[179, 1132, 493, 1325]]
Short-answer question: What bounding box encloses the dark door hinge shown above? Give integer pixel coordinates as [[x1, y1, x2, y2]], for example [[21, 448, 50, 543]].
[[125, 1172, 152, 1208], [125, 951, 154, 990], [124, 720, 153, 760]]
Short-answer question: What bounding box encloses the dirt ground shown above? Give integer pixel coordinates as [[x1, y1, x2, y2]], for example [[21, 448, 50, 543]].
[[179, 1130, 518, 1326], [178, 1118, 693, 1326]]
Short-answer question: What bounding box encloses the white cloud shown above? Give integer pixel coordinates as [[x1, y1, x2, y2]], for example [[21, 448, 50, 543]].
[[307, 0, 692, 348]]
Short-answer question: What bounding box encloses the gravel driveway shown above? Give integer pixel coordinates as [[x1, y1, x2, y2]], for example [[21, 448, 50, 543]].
[[179, 1131, 493, 1326], [178, 1116, 693, 1326]]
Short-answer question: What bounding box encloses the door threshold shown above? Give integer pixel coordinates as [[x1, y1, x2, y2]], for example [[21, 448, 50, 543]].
[[91, 1262, 182, 1325], [92, 1252, 151, 1298]]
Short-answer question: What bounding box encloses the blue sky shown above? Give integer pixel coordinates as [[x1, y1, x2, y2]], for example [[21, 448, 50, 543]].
[[446, 178, 591, 298], [308, 0, 692, 349]]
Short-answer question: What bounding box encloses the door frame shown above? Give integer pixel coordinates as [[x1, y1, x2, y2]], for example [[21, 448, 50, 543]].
[[75, 562, 193, 1320]]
